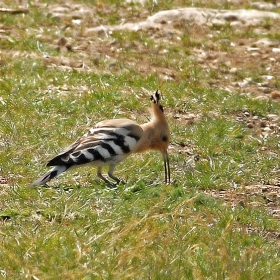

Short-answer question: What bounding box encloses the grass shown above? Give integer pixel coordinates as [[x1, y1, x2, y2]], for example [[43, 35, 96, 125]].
[[1, 0, 280, 279]]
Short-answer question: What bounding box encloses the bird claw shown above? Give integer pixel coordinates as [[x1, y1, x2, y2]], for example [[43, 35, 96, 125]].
[[108, 179, 126, 189]]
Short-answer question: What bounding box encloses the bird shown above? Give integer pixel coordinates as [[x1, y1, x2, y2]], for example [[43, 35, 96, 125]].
[[32, 90, 170, 186]]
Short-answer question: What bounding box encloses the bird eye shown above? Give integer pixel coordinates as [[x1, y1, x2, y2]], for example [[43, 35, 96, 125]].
[[162, 135, 168, 142]]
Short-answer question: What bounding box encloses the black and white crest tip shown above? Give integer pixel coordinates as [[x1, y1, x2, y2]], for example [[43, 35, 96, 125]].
[[150, 90, 160, 104], [150, 90, 163, 112]]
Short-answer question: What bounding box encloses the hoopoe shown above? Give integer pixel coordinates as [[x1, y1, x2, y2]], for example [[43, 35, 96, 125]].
[[32, 90, 170, 186]]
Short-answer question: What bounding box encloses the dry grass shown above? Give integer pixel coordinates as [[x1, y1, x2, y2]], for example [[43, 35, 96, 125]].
[[1, 0, 280, 278]]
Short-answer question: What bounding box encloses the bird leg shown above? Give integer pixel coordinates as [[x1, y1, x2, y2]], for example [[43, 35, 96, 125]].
[[108, 164, 124, 184], [97, 166, 113, 185], [97, 166, 123, 187]]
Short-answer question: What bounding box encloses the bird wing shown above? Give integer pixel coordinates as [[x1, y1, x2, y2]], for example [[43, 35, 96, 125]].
[[47, 119, 143, 167]]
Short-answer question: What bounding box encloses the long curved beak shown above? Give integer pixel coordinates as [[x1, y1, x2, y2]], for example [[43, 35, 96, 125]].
[[162, 150, 171, 184]]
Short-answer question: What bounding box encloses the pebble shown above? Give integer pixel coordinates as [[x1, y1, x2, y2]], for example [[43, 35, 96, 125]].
[[271, 92, 280, 99], [229, 67, 237, 74], [258, 87, 271, 94], [272, 48, 280, 53], [262, 127, 272, 132], [267, 114, 279, 121], [247, 123, 254, 128], [253, 38, 276, 47]]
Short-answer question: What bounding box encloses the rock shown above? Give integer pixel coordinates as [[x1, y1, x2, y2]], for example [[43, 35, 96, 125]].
[[260, 121, 267, 128], [272, 48, 280, 53], [86, 8, 280, 34], [267, 114, 279, 121], [253, 38, 277, 48], [229, 67, 237, 74], [271, 91, 280, 99], [251, 2, 276, 10], [247, 123, 254, 128]]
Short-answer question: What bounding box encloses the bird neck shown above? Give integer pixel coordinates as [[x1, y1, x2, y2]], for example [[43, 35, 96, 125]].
[[150, 102, 166, 124], [134, 101, 169, 153], [135, 118, 168, 153]]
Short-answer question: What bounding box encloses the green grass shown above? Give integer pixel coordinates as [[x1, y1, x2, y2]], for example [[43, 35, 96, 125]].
[[1, 0, 280, 279]]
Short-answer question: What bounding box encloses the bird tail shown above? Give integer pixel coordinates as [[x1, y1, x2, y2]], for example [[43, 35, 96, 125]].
[[31, 165, 67, 186]]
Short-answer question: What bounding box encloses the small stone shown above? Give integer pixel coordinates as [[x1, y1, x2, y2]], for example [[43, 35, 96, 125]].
[[58, 37, 67, 47], [267, 114, 279, 121], [267, 202, 276, 207], [253, 38, 276, 47], [272, 48, 280, 53], [186, 113, 196, 119], [247, 47, 260, 51], [247, 123, 254, 128], [229, 67, 237, 74], [258, 87, 271, 94], [251, 2, 276, 10], [254, 95, 269, 101], [271, 92, 280, 99], [93, 58, 99, 66], [262, 127, 271, 132]]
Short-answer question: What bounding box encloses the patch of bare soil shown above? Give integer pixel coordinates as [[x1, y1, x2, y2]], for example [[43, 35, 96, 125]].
[[204, 184, 280, 242], [0, 175, 9, 186], [236, 111, 280, 135], [208, 183, 280, 219]]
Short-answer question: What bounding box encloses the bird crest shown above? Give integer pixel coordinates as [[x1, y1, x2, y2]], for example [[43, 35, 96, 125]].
[[150, 90, 160, 104], [150, 90, 163, 112]]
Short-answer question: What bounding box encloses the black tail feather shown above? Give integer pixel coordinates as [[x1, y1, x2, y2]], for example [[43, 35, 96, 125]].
[[31, 165, 67, 186]]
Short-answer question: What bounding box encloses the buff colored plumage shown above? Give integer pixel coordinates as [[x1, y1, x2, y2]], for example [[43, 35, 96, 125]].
[[32, 90, 170, 186]]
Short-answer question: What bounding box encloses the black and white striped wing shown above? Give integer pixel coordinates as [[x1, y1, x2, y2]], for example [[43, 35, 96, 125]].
[[47, 119, 143, 167]]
